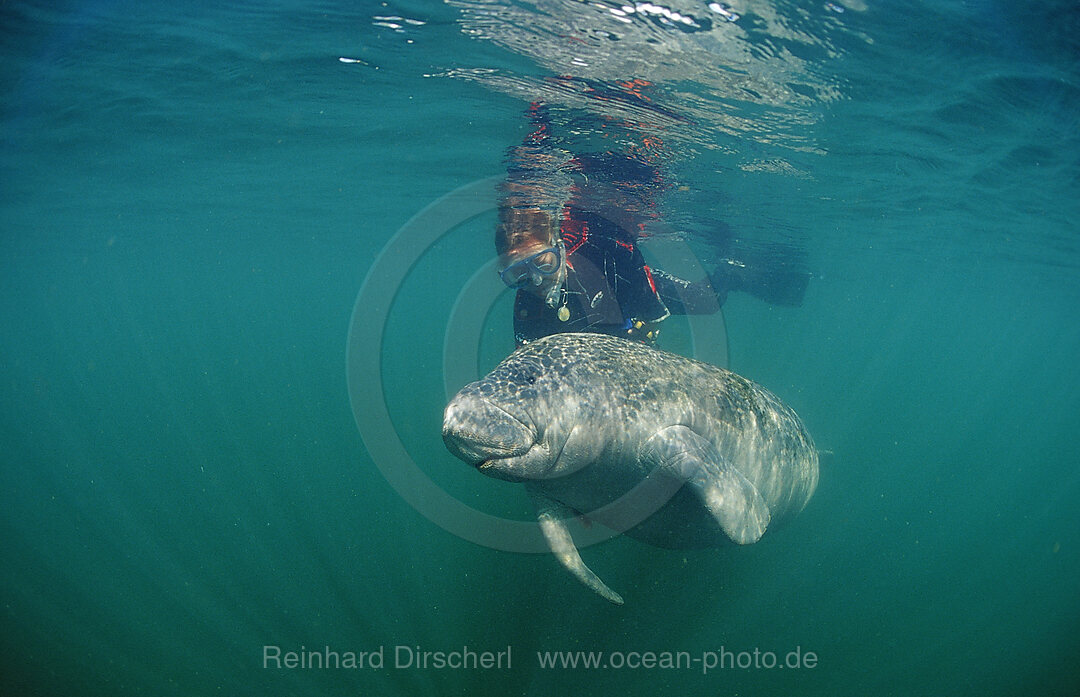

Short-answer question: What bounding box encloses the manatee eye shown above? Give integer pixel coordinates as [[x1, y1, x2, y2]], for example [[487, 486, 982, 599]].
[[512, 367, 540, 386], [504, 358, 544, 387]]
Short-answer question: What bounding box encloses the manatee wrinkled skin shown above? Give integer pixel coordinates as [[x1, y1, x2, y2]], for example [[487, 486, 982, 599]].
[[442, 332, 819, 604]]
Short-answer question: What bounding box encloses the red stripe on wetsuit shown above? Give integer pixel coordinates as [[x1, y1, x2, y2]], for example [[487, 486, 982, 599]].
[[642, 264, 657, 294]]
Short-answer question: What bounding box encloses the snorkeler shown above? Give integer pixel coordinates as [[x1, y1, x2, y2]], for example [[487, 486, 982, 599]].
[[497, 204, 727, 346], [496, 89, 808, 346]]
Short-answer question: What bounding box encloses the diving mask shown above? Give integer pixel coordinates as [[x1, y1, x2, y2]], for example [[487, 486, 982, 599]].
[[498, 244, 563, 289]]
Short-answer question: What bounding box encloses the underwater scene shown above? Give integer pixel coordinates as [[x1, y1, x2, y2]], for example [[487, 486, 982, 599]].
[[2, 1, 1078, 695]]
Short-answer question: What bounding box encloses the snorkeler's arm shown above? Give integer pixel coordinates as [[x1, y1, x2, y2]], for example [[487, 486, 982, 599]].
[[651, 268, 723, 315]]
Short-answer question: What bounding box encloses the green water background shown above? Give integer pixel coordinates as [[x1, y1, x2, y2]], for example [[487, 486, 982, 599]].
[[2, 1, 1078, 694]]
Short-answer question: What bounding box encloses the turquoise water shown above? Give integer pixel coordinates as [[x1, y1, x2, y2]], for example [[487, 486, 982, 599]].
[[2, 1, 1078, 695]]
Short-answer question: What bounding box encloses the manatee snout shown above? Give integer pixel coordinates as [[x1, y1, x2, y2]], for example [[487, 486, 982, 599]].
[[442, 393, 534, 466]]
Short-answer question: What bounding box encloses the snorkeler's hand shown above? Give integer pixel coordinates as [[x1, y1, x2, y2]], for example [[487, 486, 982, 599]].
[[626, 319, 661, 345]]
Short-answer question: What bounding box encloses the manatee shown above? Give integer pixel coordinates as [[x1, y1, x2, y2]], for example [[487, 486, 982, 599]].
[[442, 332, 819, 604]]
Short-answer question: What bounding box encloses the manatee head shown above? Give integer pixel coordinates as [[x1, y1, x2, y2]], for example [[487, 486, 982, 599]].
[[442, 335, 612, 482]]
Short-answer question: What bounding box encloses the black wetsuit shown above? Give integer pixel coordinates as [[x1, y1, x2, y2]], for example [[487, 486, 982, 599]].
[[505, 92, 730, 346], [513, 207, 721, 346]]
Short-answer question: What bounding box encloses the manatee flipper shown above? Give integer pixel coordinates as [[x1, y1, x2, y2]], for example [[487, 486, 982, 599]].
[[528, 488, 625, 605], [643, 425, 770, 544]]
